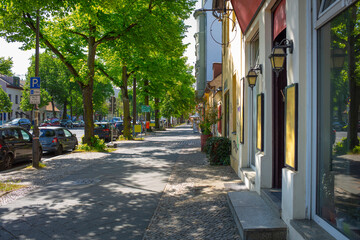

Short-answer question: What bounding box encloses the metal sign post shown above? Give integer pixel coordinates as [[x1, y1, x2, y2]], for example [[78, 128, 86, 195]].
[[32, 11, 41, 168]]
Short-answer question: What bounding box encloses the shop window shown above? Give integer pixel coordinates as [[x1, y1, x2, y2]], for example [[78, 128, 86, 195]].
[[232, 74, 237, 132], [317, 2, 360, 239], [225, 91, 230, 138]]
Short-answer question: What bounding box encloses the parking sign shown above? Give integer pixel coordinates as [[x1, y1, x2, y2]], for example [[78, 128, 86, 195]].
[[30, 77, 41, 89]]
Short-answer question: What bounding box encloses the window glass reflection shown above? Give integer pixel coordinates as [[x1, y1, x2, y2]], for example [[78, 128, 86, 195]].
[[317, 2, 360, 239]]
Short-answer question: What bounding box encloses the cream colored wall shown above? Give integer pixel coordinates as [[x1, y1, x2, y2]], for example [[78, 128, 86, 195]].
[[222, 2, 246, 176], [281, 0, 308, 225]]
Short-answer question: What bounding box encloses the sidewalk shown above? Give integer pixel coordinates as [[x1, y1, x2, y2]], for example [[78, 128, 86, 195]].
[[143, 126, 242, 240], [0, 124, 242, 239]]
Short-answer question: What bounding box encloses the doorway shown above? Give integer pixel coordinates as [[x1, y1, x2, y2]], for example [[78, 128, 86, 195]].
[[272, 29, 287, 189]]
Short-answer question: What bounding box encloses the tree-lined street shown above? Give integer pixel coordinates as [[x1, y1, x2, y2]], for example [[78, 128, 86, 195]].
[[0, 125, 241, 240]]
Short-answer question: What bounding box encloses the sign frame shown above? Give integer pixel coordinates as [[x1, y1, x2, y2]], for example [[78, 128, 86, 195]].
[[30, 77, 41, 89], [284, 83, 298, 171]]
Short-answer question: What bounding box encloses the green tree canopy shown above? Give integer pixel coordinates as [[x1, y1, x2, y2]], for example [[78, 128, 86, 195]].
[[0, 56, 13, 76], [0, 86, 12, 112]]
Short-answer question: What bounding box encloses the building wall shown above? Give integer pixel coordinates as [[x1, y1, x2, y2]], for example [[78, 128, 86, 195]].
[[194, 0, 222, 99], [222, 0, 359, 239]]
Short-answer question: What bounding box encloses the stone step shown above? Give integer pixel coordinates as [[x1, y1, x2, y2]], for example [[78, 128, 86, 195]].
[[227, 191, 287, 240], [260, 188, 282, 219]]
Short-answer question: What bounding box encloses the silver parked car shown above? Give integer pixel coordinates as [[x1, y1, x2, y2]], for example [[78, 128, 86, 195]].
[[39, 127, 78, 155]]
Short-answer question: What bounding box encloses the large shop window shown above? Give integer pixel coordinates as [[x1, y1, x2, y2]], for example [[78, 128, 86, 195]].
[[317, 2, 360, 239]]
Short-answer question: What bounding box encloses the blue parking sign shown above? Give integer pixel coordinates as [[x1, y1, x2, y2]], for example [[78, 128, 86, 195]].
[[30, 77, 41, 89]]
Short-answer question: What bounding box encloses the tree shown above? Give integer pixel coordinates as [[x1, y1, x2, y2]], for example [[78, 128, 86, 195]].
[[0, 86, 12, 113], [0, 0, 196, 145], [0, 56, 13, 76], [331, 2, 360, 149]]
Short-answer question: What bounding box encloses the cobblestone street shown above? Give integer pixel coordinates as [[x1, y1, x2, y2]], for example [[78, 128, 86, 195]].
[[143, 132, 242, 239]]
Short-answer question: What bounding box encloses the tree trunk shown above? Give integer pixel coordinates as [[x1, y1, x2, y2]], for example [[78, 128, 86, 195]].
[[62, 100, 67, 119], [155, 97, 160, 129], [121, 66, 132, 139], [82, 22, 96, 145], [144, 79, 150, 122], [51, 99, 56, 118], [133, 77, 137, 132]]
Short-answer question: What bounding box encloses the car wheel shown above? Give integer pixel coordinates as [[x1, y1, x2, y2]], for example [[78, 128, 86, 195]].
[[56, 145, 63, 155], [0, 154, 13, 170]]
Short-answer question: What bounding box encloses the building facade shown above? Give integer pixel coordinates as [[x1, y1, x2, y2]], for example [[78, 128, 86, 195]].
[[215, 0, 359, 239], [194, 0, 222, 99], [0, 75, 30, 124]]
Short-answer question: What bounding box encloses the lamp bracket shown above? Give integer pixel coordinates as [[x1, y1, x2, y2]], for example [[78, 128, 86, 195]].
[[251, 64, 263, 74], [277, 39, 293, 54]]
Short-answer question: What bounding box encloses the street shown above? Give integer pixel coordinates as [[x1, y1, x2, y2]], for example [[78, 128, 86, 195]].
[[0, 125, 242, 240]]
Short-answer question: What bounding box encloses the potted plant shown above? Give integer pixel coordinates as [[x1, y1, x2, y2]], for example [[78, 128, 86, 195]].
[[200, 107, 220, 151]]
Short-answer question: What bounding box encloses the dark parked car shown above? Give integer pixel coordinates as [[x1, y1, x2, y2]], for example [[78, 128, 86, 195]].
[[2, 118, 31, 130], [60, 119, 73, 128], [0, 126, 42, 170], [114, 121, 124, 135], [94, 122, 119, 142], [39, 127, 78, 155]]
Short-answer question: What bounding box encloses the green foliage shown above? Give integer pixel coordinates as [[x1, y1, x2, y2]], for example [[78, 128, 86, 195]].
[[200, 107, 220, 135], [353, 145, 360, 154], [205, 137, 231, 165], [0, 56, 13, 76], [20, 78, 51, 111], [333, 137, 360, 155], [0, 180, 25, 193], [78, 135, 106, 152], [0, 87, 12, 112]]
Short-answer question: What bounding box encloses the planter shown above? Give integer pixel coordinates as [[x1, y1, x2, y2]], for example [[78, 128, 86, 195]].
[[201, 134, 213, 152]]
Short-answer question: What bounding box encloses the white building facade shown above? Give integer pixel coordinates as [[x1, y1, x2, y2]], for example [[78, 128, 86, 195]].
[[0, 75, 30, 124], [217, 0, 359, 239]]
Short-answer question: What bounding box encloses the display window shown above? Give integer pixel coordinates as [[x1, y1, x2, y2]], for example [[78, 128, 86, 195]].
[[316, 1, 360, 239]]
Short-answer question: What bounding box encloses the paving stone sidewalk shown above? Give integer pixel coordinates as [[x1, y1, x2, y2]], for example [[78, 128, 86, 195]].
[[143, 146, 243, 240]]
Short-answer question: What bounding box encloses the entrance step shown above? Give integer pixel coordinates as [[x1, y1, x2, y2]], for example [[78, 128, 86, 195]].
[[261, 188, 282, 219], [227, 191, 287, 240]]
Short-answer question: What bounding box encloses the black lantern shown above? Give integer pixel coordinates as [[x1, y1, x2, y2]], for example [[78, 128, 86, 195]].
[[246, 64, 262, 88], [331, 48, 346, 69], [269, 39, 293, 77]]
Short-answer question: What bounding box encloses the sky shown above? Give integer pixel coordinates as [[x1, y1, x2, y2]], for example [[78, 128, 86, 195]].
[[0, 0, 201, 80]]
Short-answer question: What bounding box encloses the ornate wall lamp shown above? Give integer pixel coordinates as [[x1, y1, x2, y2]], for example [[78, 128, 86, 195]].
[[331, 48, 346, 69], [246, 64, 262, 88], [268, 39, 293, 77]]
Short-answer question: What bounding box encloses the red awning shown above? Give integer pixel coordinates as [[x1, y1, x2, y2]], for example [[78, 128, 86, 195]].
[[273, 0, 286, 40], [231, 0, 263, 33]]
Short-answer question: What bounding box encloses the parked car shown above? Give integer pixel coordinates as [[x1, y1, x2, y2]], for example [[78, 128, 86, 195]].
[[111, 117, 122, 123], [39, 127, 78, 155], [73, 120, 85, 127], [2, 118, 31, 130], [40, 118, 60, 127], [60, 119, 73, 128], [94, 122, 119, 142], [114, 121, 124, 135], [0, 126, 42, 170]]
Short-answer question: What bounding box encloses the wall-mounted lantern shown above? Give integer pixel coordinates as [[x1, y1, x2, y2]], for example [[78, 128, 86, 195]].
[[331, 48, 346, 69], [268, 39, 293, 77], [246, 64, 262, 88]]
